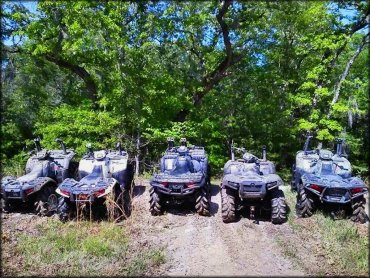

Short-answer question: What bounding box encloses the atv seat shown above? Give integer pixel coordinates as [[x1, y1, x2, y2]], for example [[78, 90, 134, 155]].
[[80, 165, 103, 184]]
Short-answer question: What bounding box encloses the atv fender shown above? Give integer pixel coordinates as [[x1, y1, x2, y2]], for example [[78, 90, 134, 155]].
[[27, 177, 57, 195], [221, 182, 239, 191]]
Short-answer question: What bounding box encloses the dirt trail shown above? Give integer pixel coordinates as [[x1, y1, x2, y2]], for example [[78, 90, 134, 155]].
[[128, 180, 305, 276]]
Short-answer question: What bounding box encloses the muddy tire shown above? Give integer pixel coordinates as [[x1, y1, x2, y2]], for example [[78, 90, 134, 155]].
[[122, 188, 132, 218], [290, 164, 297, 192], [221, 187, 236, 223], [149, 187, 162, 216], [296, 186, 315, 218], [271, 189, 287, 224], [351, 197, 368, 224], [114, 188, 132, 221], [57, 197, 71, 222], [35, 185, 58, 216], [195, 187, 210, 216], [1, 198, 13, 213]]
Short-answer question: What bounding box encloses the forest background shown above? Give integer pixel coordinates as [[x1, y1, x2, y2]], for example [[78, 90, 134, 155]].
[[1, 0, 369, 177]]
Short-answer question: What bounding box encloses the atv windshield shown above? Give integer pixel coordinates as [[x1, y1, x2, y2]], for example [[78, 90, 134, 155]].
[[241, 163, 260, 175]]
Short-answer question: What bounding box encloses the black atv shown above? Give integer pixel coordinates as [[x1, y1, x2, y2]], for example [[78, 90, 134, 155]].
[[1, 138, 76, 216], [56, 143, 134, 222], [221, 146, 287, 224], [149, 138, 211, 216], [292, 136, 368, 223]]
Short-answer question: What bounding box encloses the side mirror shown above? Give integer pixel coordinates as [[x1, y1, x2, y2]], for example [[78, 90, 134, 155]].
[[86, 143, 93, 155], [34, 137, 42, 152], [180, 137, 187, 146], [55, 138, 67, 154], [116, 142, 122, 154]]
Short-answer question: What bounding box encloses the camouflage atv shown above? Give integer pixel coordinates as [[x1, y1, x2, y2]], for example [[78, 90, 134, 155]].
[[292, 136, 368, 223], [221, 146, 287, 224], [149, 138, 211, 216], [56, 142, 134, 222], [1, 138, 76, 216]]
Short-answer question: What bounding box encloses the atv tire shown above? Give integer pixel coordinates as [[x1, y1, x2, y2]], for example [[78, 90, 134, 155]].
[[290, 164, 297, 192], [57, 197, 73, 222], [296, 186, 315, 218], [1, 198, 13, 213], [35, 185, 58, 216], [114, 188, 132, 220], [271, 189, 287, 224], [351, 197, 368, 224], [195, 187, 210, 216], [149, 187, 162, 216], [221, 187, 236, 223]]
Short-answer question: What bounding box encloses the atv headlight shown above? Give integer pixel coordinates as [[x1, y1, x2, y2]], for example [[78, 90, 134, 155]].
[[228, 181, 239, 187], [266, 181, 278, 189]]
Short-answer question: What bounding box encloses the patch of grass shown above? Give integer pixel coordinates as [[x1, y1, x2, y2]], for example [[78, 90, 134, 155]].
[[313, 212, 368, 274], [14, 219, 165, 276], [282, 187, 301, 231], [282, 188, 369, 276]]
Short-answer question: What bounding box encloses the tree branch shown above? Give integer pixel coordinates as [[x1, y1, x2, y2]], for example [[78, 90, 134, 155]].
[[45, 54, 98, 103], [192, 0, 244, 107]]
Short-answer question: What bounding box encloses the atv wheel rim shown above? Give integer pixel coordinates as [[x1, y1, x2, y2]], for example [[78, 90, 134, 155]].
[[47, 194, 58, 211]]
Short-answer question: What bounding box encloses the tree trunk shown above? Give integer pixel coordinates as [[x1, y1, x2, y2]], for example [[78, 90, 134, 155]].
[[135, 132, 140, 177]]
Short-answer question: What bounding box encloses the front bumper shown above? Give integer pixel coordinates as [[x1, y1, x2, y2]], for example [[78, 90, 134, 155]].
[[306, 186, 367, 204], [151, 182, 202, 196], [223, 181, 277, 200], [238, 184, 267, 199]]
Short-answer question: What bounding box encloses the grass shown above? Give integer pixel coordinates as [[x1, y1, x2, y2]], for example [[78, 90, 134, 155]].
[[280, 185, 369, 276], [11, 219, 165, 276]]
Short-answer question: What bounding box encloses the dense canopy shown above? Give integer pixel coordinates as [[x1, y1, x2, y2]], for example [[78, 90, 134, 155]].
[[1, 1, 369, 175]]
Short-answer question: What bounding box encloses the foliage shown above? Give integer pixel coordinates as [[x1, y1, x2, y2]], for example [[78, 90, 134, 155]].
[[1, 1, 368, 175]]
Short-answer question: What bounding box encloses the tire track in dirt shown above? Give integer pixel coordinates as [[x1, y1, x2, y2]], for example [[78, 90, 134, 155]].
[[130, 179, 305, 276]]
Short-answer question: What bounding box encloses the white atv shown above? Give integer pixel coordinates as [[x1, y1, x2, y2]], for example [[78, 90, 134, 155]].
[[56, 143, 134, 221]]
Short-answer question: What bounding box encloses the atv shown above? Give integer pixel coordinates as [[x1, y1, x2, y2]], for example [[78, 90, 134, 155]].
[[149, 138, 211, 216], [292, 136, 368, 223], [1, 138, 76, 216], [220, 146, 287, 224], [56, 142, 134, 222]]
